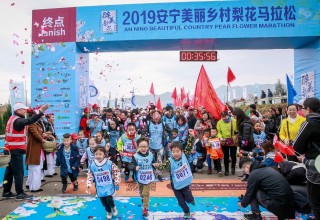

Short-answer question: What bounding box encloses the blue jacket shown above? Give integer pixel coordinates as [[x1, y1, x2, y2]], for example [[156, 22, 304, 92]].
[[56, 143, 81, 178]]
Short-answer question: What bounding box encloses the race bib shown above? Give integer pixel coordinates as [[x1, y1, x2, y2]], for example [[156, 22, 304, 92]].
[[125, 143, 134, 151], [88, 155, 95, 165], [95, 171, 112, 186], [255, 139, 263, 146], [138, 169, 155, 184], [174, 163, 192, 182], [211, 140, 221, 150], [79, 148, 86, 155]]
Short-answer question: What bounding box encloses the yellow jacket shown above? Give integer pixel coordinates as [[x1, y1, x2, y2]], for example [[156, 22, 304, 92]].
[[216, 118, 238, 139], [279, 116, 306, 142]]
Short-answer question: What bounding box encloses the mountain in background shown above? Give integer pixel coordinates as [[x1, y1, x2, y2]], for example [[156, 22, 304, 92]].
[[104, 83, 277, 108]]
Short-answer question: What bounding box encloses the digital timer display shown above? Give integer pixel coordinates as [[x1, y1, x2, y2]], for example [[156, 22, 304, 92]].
[[180, 51, 218, 62]]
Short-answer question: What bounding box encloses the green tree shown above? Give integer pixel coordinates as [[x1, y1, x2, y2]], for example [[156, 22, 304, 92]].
[[275, 79, 286, 96], [0, 116, 4, 135], [2, 104, 12, 130]]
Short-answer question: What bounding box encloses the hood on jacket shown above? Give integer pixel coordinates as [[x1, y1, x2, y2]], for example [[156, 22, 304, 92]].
[[307, 112, 320, 123], [278, 161, 295, 175], [250, 160, 266, 172]]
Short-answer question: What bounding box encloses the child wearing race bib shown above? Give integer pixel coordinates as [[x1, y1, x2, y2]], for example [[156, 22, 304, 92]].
[[159, 141, 195, 219], [76, 130, 88, 157], [96, 131, 107, 147], [187, 129, 206, 173], [80, 137, 97, 169], [128, 137, 159, 217], [87, 146, 120, 220], [252, 122, 266, 161], [56, 133, 81, 193], [205, 128, 223, 176], [166, 128, 179, 158], [106, 119, 121, 164], [117, 122, 140, 182]]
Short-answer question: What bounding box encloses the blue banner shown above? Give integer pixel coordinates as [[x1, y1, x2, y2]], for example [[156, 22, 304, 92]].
[[9, 81, 26, 114], [76, 1, 319, 43], [31, 43, 87, 138]]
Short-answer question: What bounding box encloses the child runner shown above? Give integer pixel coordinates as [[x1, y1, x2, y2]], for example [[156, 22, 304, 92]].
[[206, 128, 223, 176], [160, 141, 195, 219], [128, 137, 159, 217], [187, 129, 206, 173], [117, 122, 140, 182], [106, 119, 121, 163], [252, 121, 266, 161], [175, 115, 189, 147], [96, 131, 106, 147], [87, 146, 120, 220], [76, 130, 88, 158], [56, 133, 81, 193], [80, 137, 97, 169], [167, 128, 180, 158]]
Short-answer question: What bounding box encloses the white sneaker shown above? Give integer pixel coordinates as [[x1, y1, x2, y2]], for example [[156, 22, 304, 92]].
[[112, 206, 118, 216], [106, 212, 112, 219], [203, 161, 208, 167], [197, 169, 202, 173]]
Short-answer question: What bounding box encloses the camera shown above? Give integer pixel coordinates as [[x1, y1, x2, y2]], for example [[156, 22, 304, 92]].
[[240, 151, 264, 158]]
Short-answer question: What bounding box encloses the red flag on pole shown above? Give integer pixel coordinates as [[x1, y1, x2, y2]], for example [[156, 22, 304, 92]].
[[274, 151, 284, 163], [286, 145, 296, 156], [171, 87, 177, 100], [150, 83, 155, 95], [177, 97, 181, 107], [227, 67, 236, 84], [181, 87, 186, 101], [156, 97, 162, 111], [186, 92, 191, 105], [173, 98, 177, 107], [194, 65, 225, 119]]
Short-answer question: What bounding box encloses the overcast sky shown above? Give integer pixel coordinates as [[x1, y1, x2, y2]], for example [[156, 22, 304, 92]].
[[0, 0, 293, 105]]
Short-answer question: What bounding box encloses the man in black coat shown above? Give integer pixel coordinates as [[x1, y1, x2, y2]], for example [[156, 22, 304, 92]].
[[293, 97, 320, 219], [238, 160, 295, 220]]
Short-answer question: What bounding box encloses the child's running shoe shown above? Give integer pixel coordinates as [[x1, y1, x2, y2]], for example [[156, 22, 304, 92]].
[[183, 212, 191, 219], [112, 206, 118, 216], [142, 207, 149, 217], [106, 212, 112, 219]]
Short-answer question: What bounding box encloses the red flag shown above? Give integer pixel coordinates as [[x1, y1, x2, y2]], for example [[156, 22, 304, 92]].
[[274, 140, 288, 155], [150, 83, 155, 95], [177, 97, 182, 107], [191, 95, 197, 107], [274, 151, 284, 163], [173, 98, 178, 107], [227, 67, 236, 84], [181, 87, 187, 101], [156, 97, 162, 111], [194, 65, 225, 120], [171, 87, 177, 100], [286, 145, 296, 156], [186, 93, 191, 105], [273, 134, 278, 145]]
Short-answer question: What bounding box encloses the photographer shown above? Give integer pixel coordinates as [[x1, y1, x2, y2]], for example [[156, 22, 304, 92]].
[[238, 160, 295, 220]]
